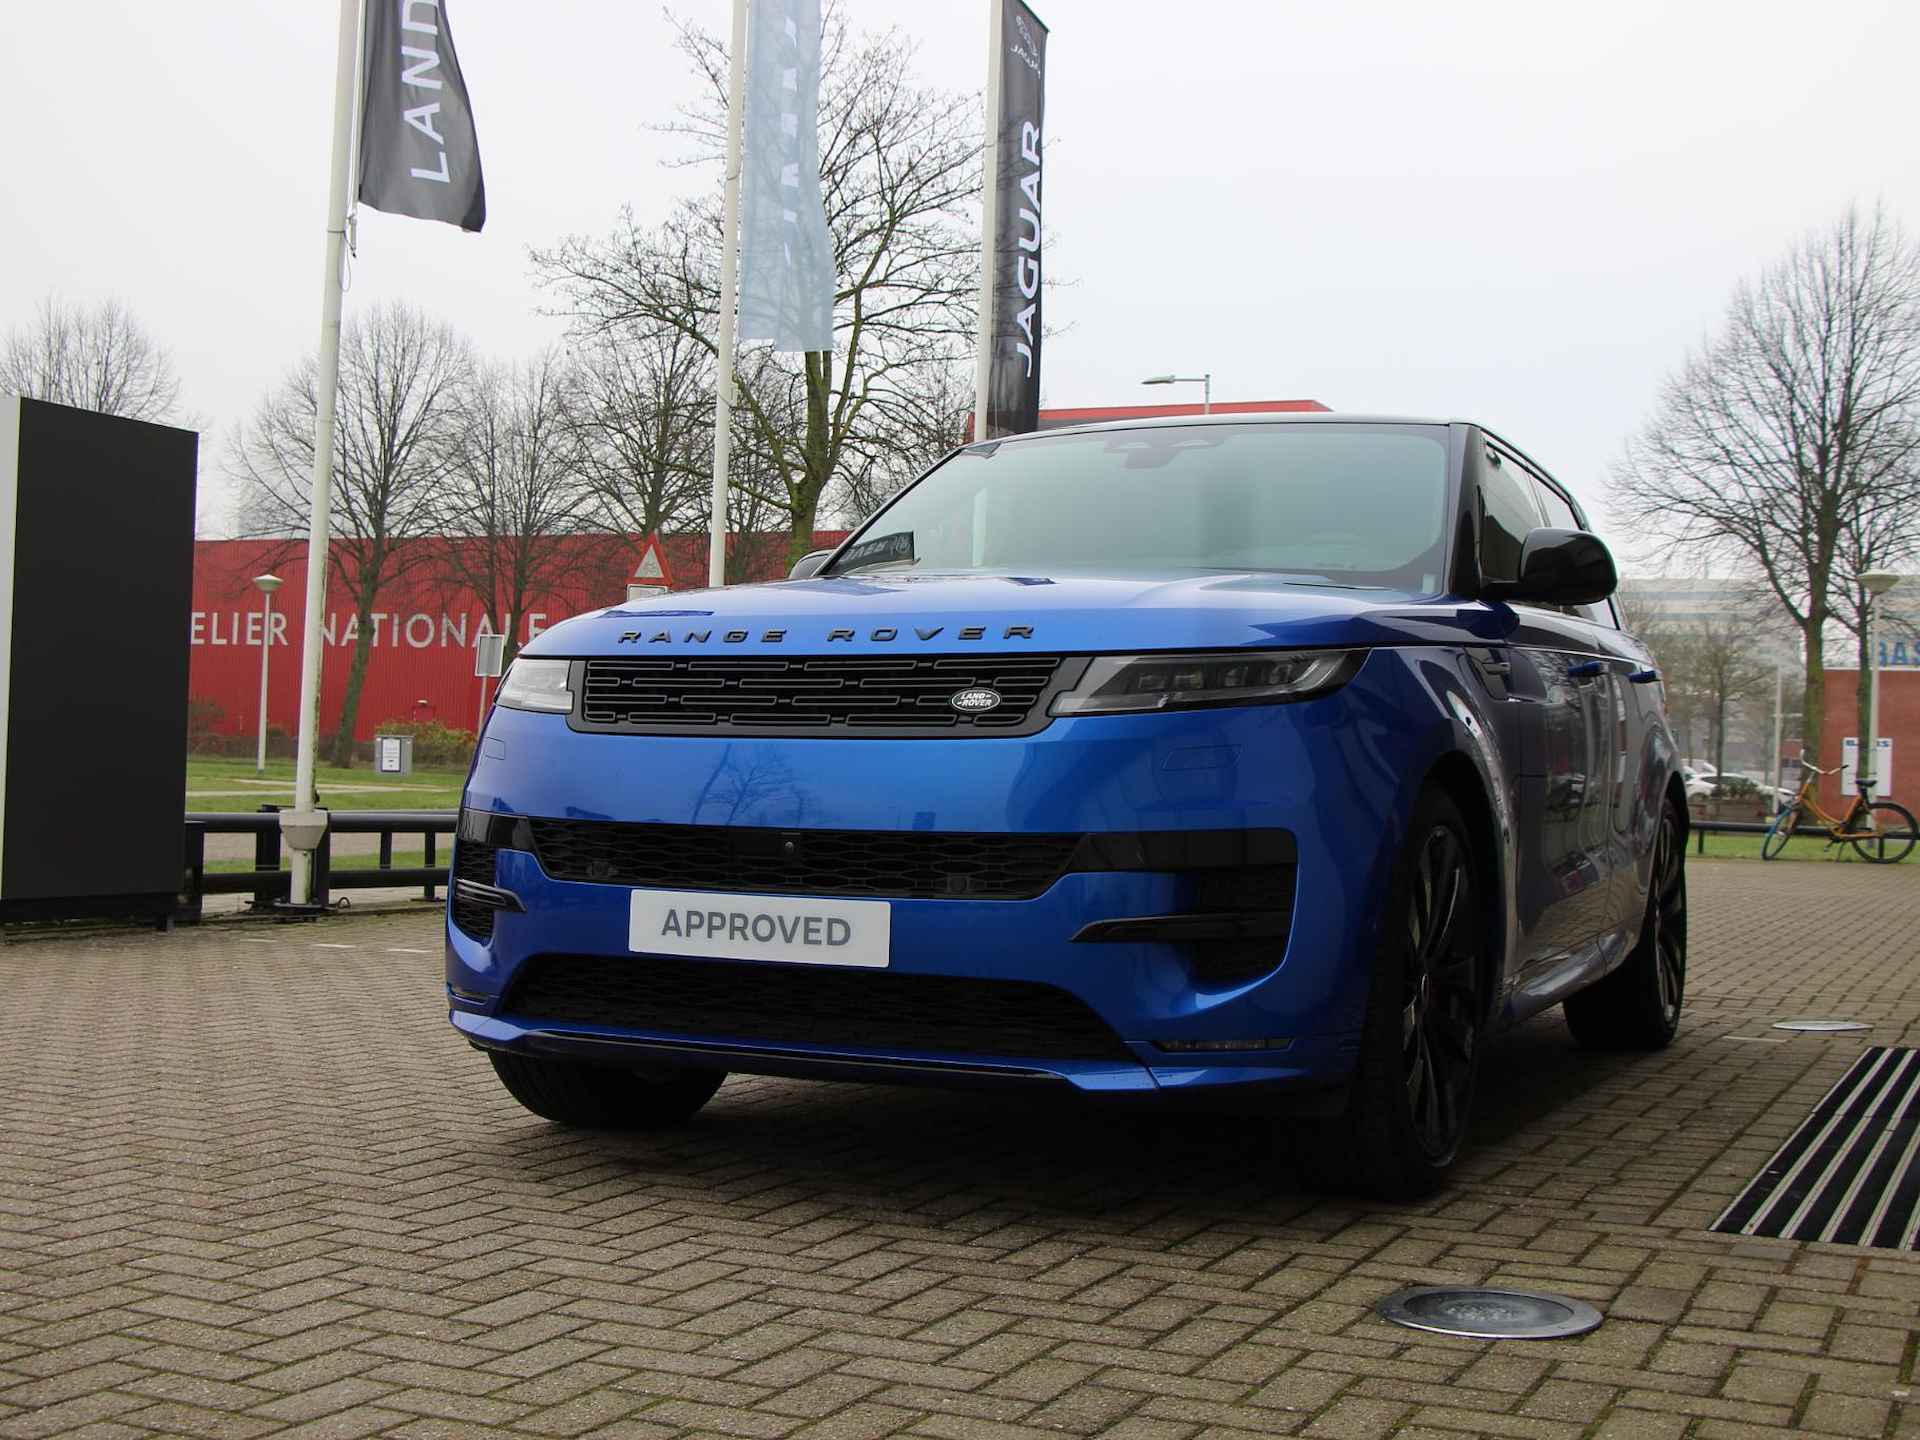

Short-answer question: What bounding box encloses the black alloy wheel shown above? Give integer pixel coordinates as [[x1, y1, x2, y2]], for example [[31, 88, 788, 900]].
[[1564, 798, 1686, 1049], [1293, 788, 1487, 1199], [1401, 824, 1482, 1161]]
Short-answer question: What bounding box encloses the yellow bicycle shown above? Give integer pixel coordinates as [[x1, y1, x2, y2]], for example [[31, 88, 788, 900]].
[[1761, 755, 1917, 864]]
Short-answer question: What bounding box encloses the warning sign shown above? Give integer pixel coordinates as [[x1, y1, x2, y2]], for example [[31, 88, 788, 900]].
[[632, 534, 672, 586]]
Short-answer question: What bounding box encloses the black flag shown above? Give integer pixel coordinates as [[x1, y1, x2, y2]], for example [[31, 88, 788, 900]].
[[357, 0, 486, 232], [986, 1, 1046, 437]]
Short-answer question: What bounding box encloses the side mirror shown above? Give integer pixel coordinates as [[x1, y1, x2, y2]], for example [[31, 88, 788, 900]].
[[1489, 527, 1617, 607], [789, 550, 832, 580]]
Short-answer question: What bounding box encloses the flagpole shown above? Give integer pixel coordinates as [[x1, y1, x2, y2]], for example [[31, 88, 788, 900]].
[[708, 0, 749, 587], [286, 0, 363, 904], [970, 0, 1005, 443]]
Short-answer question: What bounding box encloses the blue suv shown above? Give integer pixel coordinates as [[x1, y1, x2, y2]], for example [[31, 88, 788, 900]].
[[447, 416, 1687, 1197]]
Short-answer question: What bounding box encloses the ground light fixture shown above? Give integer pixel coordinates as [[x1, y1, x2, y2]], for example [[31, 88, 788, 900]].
[[1375, 1286, 1604, 1340], [1772, 1019, 1873, 1033], [1141, 372, 1212, 415]]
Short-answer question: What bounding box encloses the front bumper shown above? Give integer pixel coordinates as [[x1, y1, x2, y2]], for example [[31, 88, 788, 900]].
[[447, 651, 1456, 1098]]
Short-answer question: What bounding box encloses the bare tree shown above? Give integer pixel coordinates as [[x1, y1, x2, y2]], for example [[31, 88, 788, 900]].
[[230, 301, 473, 764], [570, 326, 713, 542], [533, 8, 981, 562], [1, 296, 190, 423], [1613, 207, 1920, 765], [434, 350, 596, 664]]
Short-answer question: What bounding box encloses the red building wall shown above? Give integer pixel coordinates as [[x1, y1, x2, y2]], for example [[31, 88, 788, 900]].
[[190, 532, 844, 744], [1814, 668, 1920, 815]]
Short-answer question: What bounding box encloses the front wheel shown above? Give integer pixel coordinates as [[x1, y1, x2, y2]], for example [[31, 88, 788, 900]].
[[1293, 788, 1487, 1199], [489, 1053, 725, 1129], [1850, 802, 1919, 864], [1761, 806, 1797, 860]]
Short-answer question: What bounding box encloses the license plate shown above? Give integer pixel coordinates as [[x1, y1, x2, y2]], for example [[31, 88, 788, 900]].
[[628, 889, 891, 968]]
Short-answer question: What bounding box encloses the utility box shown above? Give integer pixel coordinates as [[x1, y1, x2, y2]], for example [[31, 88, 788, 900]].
[[0, 397, 198, 924], [373, 733, 415, 776]]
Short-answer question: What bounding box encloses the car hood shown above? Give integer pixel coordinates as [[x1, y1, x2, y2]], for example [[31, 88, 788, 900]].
[[523, 570, 1516, 657]]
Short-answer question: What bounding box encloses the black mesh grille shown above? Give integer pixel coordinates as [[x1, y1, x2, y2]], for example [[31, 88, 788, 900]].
[[451, 840, 498, 940], [576, 654, 1068, 735], [505, 954, 1132, 1062], [530, 819, 1080, 900]]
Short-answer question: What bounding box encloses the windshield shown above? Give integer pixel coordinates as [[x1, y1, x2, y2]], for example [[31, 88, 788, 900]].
[[826, 422, 1453, 593]]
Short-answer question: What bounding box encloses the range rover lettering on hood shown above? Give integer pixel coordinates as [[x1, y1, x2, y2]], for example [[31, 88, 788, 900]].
[[616, 624, 1038, 645]]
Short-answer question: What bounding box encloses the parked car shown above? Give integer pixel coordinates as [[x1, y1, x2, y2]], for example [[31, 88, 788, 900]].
[[1680, 765, 1718, 801], [447, 416, 1687, 1198]]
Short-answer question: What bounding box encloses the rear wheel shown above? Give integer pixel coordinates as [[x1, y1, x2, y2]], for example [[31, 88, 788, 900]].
[[1848, 802, 1918, 865], [489, 1053, 725, 1129], [1760, 806, 1797, 860], [1294, 789, 1487, 1199], [1564, 798, 1686, 1050]]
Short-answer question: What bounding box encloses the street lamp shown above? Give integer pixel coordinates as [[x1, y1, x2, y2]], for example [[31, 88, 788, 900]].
[[1141, 372, 1212, 415], [253, 573, 283, 773], [1860, 570, 1901, 794]]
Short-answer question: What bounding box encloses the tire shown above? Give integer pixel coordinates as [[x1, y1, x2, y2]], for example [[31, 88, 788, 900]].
[[1564, 798, 1686, 1050], [1293, 788, 1488, 1200], [489, 1052, 725, 1129], [1849, 802, 1918, 865], [1761, 806, 1796, 860]]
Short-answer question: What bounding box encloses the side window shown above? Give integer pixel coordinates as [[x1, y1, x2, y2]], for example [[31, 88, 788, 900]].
[[1530, 476, 1617, 627], [1478, 446, 1544, 584], [1533, 481, 1581, 533]]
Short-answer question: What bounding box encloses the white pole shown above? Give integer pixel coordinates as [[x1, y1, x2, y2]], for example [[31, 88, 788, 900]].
[[970, 0, 1005, 443], [256, 589, 273, 773], [1769, 661, 1783, 802], [1864, 595, 1879, 795], [708, 0, 749, 588], [1203, 373, 1212, 416], [287, 0, 362, 904]]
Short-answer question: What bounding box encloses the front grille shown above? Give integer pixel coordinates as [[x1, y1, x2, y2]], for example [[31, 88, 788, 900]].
[[451, 839, 498, 940], [530, 819, 1080, 900], [575, 654, 1071, 736], [505, 954, 1132, 1062]]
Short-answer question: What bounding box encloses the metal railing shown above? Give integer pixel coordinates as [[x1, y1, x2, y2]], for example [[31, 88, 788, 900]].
[[182, 807, 456, 922]]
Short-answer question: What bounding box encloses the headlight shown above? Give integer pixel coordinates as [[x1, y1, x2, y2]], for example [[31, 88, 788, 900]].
[[495, 658, 574, 714], [1050, 649, 1362, 716]]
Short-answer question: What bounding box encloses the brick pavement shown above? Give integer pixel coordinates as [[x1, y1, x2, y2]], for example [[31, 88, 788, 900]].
[[1, 860, 1916, 1439]]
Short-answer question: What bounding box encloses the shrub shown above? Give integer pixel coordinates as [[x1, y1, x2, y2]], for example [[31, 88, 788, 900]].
[[369, 718, 476, 768], [1713, 775, 1758, 799], [187, 695, 228, 754]]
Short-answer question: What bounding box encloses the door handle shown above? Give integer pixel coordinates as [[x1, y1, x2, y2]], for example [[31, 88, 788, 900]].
[[1566, 660, 1606, 679]]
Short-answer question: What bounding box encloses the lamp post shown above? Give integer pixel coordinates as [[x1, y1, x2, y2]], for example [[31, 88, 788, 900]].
[[252, 573, 284, 773], [1860, 570, 1901, 795], [1141, 372, 1212, 415]]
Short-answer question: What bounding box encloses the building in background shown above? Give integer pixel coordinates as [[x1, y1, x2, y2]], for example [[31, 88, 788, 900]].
[[189, 532, 844, 750]]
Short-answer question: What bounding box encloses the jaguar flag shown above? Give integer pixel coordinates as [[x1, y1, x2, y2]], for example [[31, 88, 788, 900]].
[[978, 0, 1047, 438], [357, 0, 487, 232], [738, 0, 835, 352]]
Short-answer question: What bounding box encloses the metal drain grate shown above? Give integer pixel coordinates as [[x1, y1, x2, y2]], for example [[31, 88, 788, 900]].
[[1712, 1047, 1920, 1250]]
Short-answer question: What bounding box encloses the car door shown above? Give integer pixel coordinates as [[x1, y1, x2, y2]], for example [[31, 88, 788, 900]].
[[1469, 439, 1607, 971], [1530, 473, 1656, 956]]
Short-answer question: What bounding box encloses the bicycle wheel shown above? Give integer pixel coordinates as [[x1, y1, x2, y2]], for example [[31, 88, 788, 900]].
[[1849, 802, 1918, 865], [1761, 807, 1797, 860]]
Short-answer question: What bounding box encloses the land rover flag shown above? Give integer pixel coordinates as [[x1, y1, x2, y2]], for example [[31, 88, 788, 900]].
[[738, 0, 835, 352], [357, 0, 487, 232], [985, 1, 1047, 436]]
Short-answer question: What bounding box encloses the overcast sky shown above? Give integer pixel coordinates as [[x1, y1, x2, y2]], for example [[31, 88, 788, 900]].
[[3, 0, 1916, 561]]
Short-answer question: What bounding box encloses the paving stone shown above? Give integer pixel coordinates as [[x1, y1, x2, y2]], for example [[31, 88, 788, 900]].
[[2, 866, 1918, 1440]]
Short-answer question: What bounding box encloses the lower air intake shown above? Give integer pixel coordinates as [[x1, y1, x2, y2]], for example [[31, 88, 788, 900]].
[[504, 954, 1133, 1063]]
